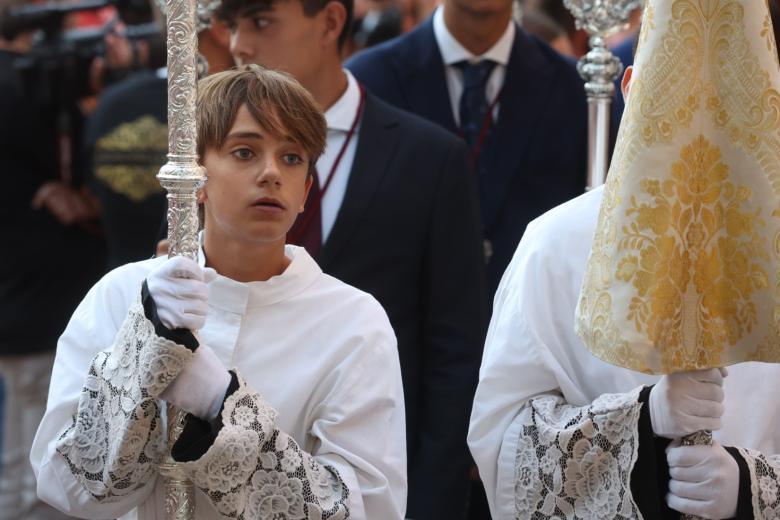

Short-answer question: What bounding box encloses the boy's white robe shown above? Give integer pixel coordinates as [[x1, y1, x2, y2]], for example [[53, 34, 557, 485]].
[[31, 245, 407, 520], [468, 187, 780, 520]]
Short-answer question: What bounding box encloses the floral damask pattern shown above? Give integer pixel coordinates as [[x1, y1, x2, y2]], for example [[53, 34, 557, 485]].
[[737, 447, 780, 519], [702, 0, 780, 362], [56, 294, 193, 501], [577, 0, 780, 373], [512, 389, 643, 520], [181, 374, 350, 520], [616, 136, 768, 372]]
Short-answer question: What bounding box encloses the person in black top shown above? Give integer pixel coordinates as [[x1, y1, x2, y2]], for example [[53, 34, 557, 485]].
[[0, 4, 105, 518]]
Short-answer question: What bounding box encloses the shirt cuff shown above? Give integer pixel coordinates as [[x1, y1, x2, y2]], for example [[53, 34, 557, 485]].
[[141, 280, 199, 351], [725, 446, 753, 519], [171, 370, 241, 462]]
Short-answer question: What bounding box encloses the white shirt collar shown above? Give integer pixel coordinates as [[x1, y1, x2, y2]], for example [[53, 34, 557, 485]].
[[324, 70, 362, 133], [198, 243, 322, 312], [432, 5, 515, 67]]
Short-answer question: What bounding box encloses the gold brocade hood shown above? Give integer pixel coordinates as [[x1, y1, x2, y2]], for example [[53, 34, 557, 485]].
[[575, 0, 780, 374]]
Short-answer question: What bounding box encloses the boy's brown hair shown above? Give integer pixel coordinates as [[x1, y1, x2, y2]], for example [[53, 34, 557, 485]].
[[197, 64, 327, 177], [216, 0, 354, 49]]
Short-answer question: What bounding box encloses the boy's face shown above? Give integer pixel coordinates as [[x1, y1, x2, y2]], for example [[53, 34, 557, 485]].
[[200, 104, 313, 246], [229, 0, 328, 87]]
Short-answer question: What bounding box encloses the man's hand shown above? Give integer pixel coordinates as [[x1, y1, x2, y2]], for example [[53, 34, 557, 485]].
[[666, 441, 739, 519], [31, 182, 100, 226], [146, 256, 217, 331], [649, 368, 726, 439]]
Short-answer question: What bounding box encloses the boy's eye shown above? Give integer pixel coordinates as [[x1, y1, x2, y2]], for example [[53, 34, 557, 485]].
[[232, 148, 254, 160], [282, 153, 304, 165], [252, 17, 270, 29]]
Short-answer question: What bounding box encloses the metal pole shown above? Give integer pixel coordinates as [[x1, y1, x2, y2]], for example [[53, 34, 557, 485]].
[[580, 35, 622, 188], [156, 0, 205, 515], [563, 0, 641, 189]]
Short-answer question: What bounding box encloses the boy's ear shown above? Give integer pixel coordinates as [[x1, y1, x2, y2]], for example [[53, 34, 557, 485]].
[[300, 175, 314, 213], [321, 0, 347, 47], [621, 66, 633, 101], [197, 185, 207, 204]]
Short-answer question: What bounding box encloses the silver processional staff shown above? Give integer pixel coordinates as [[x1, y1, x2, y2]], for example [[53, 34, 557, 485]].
[[154, 0, 216, 516], [563, 0, 642, 189]]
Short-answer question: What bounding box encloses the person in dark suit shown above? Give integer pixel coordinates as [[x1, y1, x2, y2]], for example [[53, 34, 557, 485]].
[[216, 0, 486, 517], [346, 0, 589, 300]]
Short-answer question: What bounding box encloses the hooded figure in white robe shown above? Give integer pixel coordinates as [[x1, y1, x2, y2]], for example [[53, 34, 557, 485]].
[[469, 184, 780, 520], [469, 0, 780, 518]]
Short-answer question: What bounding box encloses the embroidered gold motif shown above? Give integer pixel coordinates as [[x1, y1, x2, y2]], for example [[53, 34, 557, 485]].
[[96, 166, 166, 203], [638, 4, 655, 48], [618, 136, 767, 372], [96, 116, 168, 152], [95, 116, 167, 202], [702, 1, 780, 363], [762, 14, 775, 53], [577, 0, 780, 373]]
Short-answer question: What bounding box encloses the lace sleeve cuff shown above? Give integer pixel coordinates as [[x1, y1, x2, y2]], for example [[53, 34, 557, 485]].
[[736, 447, 780, 519], [509, 387, 644, 519], [55, 291, 194, 502], [179, 372, 350, 519]]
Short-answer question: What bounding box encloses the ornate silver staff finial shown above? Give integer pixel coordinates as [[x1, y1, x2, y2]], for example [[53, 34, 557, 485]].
[[155, 0, 207, 516], [564, 0, 642, 188]]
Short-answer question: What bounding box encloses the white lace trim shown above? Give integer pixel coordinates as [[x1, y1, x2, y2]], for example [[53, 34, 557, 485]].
[[56, 293, 194, 501], [738, 447, 780, 519], [512, 388, 644, 519], [180, 372, 350, 520]]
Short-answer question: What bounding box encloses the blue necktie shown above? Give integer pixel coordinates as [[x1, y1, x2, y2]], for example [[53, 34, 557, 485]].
[[456, 60, 497, 149]]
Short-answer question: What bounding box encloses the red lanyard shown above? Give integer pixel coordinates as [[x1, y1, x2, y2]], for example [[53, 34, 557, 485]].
[[288, 83, 367, 241], [459, 88, 503, 165]]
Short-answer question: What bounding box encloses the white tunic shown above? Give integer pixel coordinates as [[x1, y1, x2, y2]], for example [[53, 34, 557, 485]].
[[468, 187, 780, 519], [31, 245, 407, 520]]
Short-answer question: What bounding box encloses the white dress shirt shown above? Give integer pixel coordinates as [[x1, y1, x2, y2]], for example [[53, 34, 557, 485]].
[[432, 5, 515, 127], [31, 246, 407, 520], [468, 186, 780, 519], [318, 70, 362, 242]]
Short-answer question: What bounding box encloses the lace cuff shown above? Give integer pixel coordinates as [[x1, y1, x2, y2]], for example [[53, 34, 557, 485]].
[[510, 387, 643, 519], [55, 291, 194, 501], [179, 372, 350, 519], [736, 447, 780, 519]]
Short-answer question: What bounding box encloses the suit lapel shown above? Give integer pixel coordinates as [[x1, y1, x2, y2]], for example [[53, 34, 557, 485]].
[[318, 93, 400, 268], [393, 18, 457, 133], [481, 27, 556, 231]]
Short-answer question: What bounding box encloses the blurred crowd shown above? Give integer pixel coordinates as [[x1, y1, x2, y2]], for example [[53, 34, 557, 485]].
[[1, 0, 778, 518]]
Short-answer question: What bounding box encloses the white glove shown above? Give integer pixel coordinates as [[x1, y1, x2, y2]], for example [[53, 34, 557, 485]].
[[666, 441, 739, 519], [146, 256, 217, 331], [649, 368, 726, 439], [160, 344, 231, 421]]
